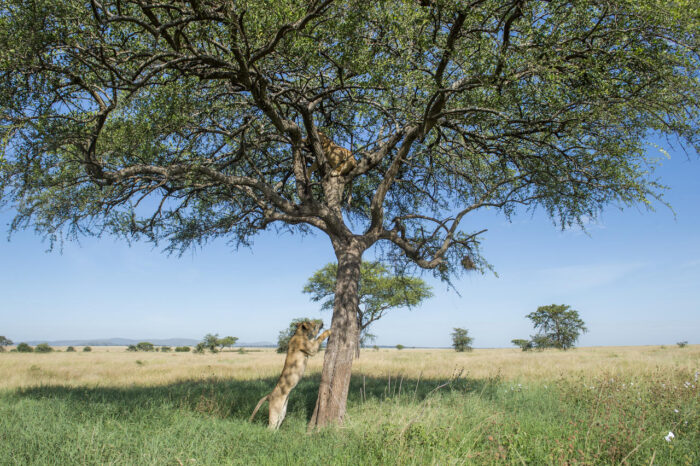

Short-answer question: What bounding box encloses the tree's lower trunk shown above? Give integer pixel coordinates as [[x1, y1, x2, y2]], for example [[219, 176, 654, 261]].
[[308, 243, 362, 429]]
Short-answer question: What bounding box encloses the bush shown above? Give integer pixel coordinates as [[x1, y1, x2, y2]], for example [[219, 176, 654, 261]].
[[35, 343, 53, 353], [66, 346, 75, 352], [83, 346, 92, 352], [677, 341, 689, 348], [16, 342, 33, 352], [396, 344, 405, 350], [126, 345, 138, 352], [175, 346, 190, 352], [160, 346, 171, 352]]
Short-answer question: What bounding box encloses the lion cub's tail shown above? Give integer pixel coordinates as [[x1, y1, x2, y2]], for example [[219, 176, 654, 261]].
[[249, 394, 269, 422]]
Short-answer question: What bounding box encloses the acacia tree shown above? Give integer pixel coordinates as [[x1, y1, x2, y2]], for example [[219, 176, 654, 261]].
[[0, 336, 13, 352], [526, 304, 587, 350], [303, 261, 433, 356], [451, 327, 474, 352], [1, 1, 698, 427]]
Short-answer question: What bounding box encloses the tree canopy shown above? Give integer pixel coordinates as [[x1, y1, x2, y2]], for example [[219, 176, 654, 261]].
[[451, 327, 473, 352], [1, 0, 697, 427], [526, 304, 587, 350], [0, 336, 13, 351], [303, 261, 432, 353]]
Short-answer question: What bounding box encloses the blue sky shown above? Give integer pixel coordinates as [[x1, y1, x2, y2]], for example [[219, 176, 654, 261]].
[[1, 141, 699, 348]]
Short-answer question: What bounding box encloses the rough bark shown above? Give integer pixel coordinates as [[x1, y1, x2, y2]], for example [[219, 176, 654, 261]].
[[308, 242, 362, 429]]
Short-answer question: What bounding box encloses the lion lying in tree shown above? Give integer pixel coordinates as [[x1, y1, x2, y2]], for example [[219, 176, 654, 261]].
[[309, 132, 357, 176], [249, 320, 332, 429]]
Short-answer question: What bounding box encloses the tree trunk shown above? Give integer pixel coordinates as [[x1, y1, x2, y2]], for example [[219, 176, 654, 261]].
[[308, 243, 362, 429]]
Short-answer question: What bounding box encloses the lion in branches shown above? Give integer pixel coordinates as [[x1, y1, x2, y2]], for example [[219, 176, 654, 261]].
[[249, 320, 332, 429], [308, 132, 357, 176]]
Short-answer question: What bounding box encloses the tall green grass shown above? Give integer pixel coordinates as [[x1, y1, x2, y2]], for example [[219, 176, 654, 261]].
[[1, 369, 697, 465]]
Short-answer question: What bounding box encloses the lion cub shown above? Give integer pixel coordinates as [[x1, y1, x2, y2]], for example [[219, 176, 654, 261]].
[[308, 132, 357, 176], [250, 320, 332, 429]]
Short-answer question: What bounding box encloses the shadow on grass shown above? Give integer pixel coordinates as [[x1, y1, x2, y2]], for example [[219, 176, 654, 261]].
[[10, 373, 501, 425]]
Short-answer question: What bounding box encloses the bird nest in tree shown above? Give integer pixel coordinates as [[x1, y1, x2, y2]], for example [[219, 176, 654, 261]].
[[461, 255, 476, 270]]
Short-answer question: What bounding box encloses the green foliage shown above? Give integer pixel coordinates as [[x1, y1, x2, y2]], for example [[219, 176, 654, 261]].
[[1, 0, 695, 284], [277, 319, 324, 354], [677, 341, 689, 348], [201, 334, 220, 353], [395, 344, 405, 351], [451, 328, 474, 352], [526, 305, 588, 350], [135, 342, 154, 352], [65, 346, 75, 352], [174, 346, 190, 353], [0, 336, 12, 351], [34, 343, 53, 353], [304, 262, 432, 348], [193, 343, 206, 354], [82, 346, 92, 352], [217, 336, 238, 351], [16, 343, 33, 353], [511, 339, 534, 352], [159, 346, 171, 352], [126, 345, 137, 352], [198, 334, 238, 353]]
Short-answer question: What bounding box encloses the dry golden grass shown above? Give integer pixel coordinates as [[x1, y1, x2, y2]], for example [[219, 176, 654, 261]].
[[1, 344, 698, 390]]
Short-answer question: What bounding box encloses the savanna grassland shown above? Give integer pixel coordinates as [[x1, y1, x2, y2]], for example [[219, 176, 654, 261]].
[[0, 345, 698, 465]]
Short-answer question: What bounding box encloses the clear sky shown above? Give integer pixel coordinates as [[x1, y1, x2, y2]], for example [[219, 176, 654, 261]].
[[1, 139, 699, 348]]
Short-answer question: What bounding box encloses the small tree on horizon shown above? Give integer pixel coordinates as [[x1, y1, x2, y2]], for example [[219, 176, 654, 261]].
[[136, 342, 155, 352], [451, 328, 474, 352], [0, 336, 12, 352], [526, 304, 588, 350], [304, 261, 432, 357], [217, 336, 239, 351], [511, 339, 533, 352]]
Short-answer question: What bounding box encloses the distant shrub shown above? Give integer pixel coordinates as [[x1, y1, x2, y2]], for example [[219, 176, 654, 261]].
[[83, 346, 92, 352], [512, 339, 534, 352], [396, 344, 404, 350], [160, 346, 172, 352], [66, 346, 75, 352], [677, 341, 689, 348], [126, 345, 138, 352], [136, 342, 154, 352], [193, 342, 206, 354], [237, 347, 247, 354], [373, 345, 380, 351], [16, 342, 33, 352], [35, 343, 53, 353], [175, 346, 191, 352]]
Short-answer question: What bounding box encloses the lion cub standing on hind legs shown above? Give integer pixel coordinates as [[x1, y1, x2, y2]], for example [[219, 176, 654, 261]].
[[250, 320, 331, 429]]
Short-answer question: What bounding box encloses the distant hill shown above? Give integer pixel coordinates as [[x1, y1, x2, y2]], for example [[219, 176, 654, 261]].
[[23, 338, 276, 347], [25, 337, 201, 347]]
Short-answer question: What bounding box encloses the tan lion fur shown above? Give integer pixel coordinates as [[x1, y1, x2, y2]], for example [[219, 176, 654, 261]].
[[249, 320, 332, 429], [309, 132, 357, 176]]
